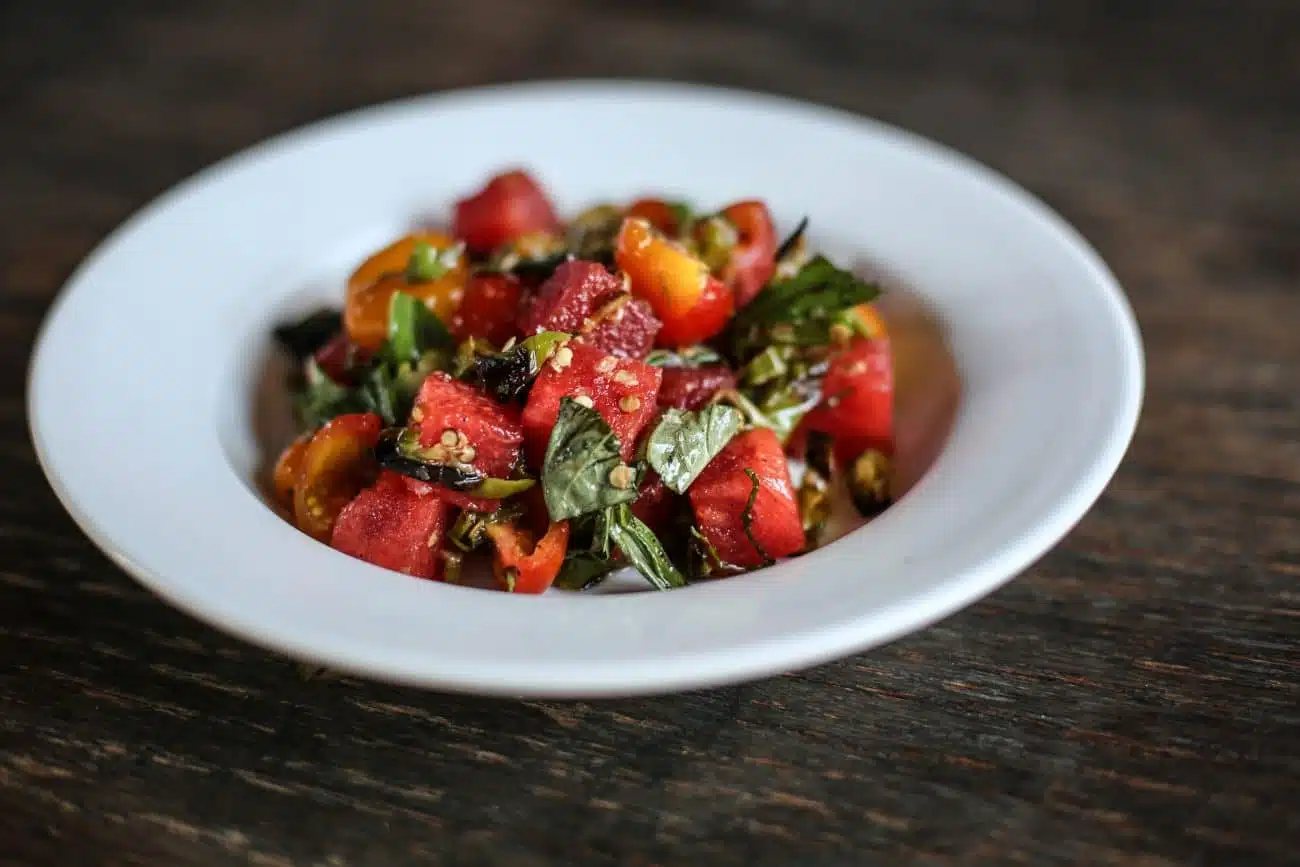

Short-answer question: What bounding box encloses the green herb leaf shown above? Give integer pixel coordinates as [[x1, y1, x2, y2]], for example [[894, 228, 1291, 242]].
[[553, 551, 619, 591], [687, 525, 747, 579], [273, 309, 342, 360], [375, 428, 535, 497], [294, 359, 365, 430], [468, 331, 569, 403], [646, 405, 743, 494], [608, 504, 686, 590], [405, 241, 461, 282], [449, 502, 525, 552], [386, 291, 454, 365], [729, 256, 880, 359], [773, 216, 809, 262], [541, 398, 639, 521], [644, 345, 724, 368], [566, 204, 624, 262], [741, 468, 776, 566]]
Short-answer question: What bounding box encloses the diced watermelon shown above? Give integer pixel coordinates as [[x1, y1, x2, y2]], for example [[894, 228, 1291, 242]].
[[452, 273, 524, 346], [629, 469, 677, 532], [519, 260, 623, 336], [413, 372, 523, 480], [688, 428, 804, 568], [656, 365, 737, 410], [582, 295, 661, 359], [331, 472, 451, 579], [399, 476, 499, 514], [521, 340, 662, 466]]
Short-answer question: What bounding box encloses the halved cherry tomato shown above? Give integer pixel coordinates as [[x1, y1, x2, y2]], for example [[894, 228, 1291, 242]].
[[803, 337, 893, 461], [453, 170, 561, 253], [486, 520, 570, 594], [271, 433, 312, 507], [344, 233, 468, 351], [717, 201, 777, 308], [293, 413, 383, 541], [614, 217, 734, 347], [626, 198, 681, 235]]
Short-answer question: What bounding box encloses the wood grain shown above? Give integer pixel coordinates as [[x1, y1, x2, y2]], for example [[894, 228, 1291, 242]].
[[2, 1, 1298, 865]]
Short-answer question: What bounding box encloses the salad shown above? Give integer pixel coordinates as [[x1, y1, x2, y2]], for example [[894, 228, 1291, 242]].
[[270, 169, 895, 593]]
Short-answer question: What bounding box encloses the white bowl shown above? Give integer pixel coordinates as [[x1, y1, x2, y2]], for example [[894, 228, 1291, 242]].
[[27, 81, 1143, 698]]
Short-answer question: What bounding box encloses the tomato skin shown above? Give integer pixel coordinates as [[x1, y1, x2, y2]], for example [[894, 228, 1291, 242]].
[[804, 337, 893, 457], [453, 170, 561, 253], [293, 413, 383, 541], [656, 365, 737, 411], [521, 341, 663, 467], [487, 520, 570, 593], [330, 471, 451, 579], [717, 201, 777, 308], [615, 217, 733, 347], [626, 198, 681, 235], [344, 234, 469, 351], [452, 273, 524, 345], [688, 428, 804, 568], [272, 433, 313, 507]]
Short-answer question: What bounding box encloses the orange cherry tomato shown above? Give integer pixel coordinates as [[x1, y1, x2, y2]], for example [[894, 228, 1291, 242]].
[[486, 520, 570, 594], [717, 201, 777, 308], [293, 413, 383, 541], [344, 259, 468, 353], [848, 302, 888, 340], [626, 198, 681, 235], [614, 217, 734, 347], [271, 433, 313, 507], [346, 232, 458, 298]]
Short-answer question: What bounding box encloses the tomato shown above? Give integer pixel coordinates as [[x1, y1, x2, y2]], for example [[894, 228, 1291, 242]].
[[656, 365, 737, 411], [803, 336, 893, 458], [271, 433, 312, 507], [331, 471, 452, 579], [344, 233, 468, 351], [717, 201, 777, 308], [293, 413, 383, 541], [522, 341, 663, 467], [626, 198, 682, 235], [614, 217, 734, 347], [452, 273, 524, 346], [312, 331, 372, 384], [486, 520, 571, 594], [688, 428, 804, 568], [453, 170, 561, 253], [846, 302, 888, 340]]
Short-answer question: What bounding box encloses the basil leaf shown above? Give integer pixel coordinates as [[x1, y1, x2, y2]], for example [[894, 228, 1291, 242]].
[[553, 551, 619, 591], [405, 241, 461, 283], [741, 468, 776, 566], [542, 398, 638, 521], [646, 405, 743, 494], [375, 428, 535, 497], [608, 504, 686, 590], [386, 291, 454, 365], [469, 331, 569, 403], [273, 309, 342, 360], [294, 359, 364, 430], [729, 256, 880, 359], [644, 345, 724, 368], [687, 525, 746, 580]]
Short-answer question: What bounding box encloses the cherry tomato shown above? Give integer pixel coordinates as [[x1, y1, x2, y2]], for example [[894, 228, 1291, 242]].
[[626, 198, 681, 235], [271, 433, 312, 507], [453, 170, 561, 253], [452, 273, 524, 345], [293, 413, 383, 541], [717, 201, 777, 308], [312, 331, 372, 384], [614, 217, 734, 347], [344, 233, 467, 351], [804, 337, 893, 458], [486, 520, 571, 594], [346, 232, 459, 298]]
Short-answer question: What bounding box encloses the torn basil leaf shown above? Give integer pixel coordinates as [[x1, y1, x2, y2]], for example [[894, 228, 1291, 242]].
[[741, 468, 776, 566], [687, 525, 746, 580], [646, 405, 743, 494], [773, 216, 809, 263], [468, 331, 569, 403], [375, 428, 536, 497], [553, 551, 619, 591], [294, 359, 365, 430], [273, 309, 343, 360], [386, 291, 454, 365], [644, 345, 724, 368], [607, 504, 686, 590], [542, 398, 639, 521]]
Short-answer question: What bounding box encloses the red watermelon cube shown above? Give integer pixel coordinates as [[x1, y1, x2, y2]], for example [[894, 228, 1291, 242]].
[[331, 472, 451, 579]]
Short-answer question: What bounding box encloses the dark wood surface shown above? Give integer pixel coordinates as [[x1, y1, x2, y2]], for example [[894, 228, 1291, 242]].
[[3, 2, 1298, 865]]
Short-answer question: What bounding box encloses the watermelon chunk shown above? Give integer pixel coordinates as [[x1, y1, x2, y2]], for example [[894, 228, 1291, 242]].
[[519, 260, 661, 359], [688, 428, 804, 568], [521, 340, 662, 466], [657, 365, 737, 411], [582, 295, 661, 359], [414, 372, 523, 478], [331, 472, 451, 579]]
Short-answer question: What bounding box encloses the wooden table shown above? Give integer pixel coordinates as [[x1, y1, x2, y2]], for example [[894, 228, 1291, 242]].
[[3, 2, 1297, 864]]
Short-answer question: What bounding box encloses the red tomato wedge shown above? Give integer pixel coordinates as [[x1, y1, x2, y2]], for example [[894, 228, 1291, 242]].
[[615, 217, 734, 347], [293, 413, 383, 541], [486, 520, 571, 594], [453, 170, 561, 253], [688, 428, 804, 569], [803, 336, 893, 460], [717, 200, 778, 308], [453, 273, 524, 346]]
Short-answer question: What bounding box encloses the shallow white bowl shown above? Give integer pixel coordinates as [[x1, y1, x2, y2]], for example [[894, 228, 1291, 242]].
[[27, 81, 1143, 698]]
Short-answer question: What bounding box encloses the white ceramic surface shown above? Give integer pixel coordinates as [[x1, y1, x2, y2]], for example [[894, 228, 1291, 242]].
[[27, 81, 1143, 697]]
